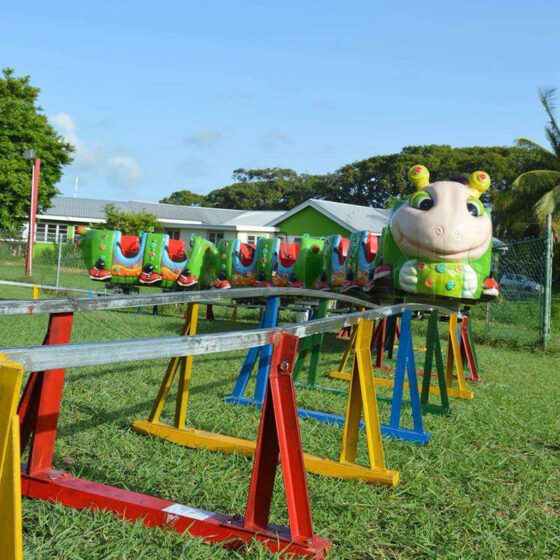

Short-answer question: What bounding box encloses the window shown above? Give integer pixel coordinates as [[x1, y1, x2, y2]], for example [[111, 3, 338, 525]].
[[247, 235, 257, 245], [35, 223, 69, 243], [208, 231, 224, 245], [166, 229, 181, 240]]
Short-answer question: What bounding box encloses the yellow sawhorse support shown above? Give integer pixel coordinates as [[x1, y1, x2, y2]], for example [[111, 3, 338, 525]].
[[340, 320, 387, 473], [330, 315, 474, 400], [133, 318, 398, 486], [443, 314, 473, 399], [0, 361, 24, 560], [146, 302, 199, 429], [328, 325, 356, 381]]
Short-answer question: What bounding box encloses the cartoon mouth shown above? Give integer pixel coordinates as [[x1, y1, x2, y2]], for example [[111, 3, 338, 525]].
[[393, 224, 490, 259]]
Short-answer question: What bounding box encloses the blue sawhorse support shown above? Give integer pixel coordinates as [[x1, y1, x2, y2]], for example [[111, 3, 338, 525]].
[[296, 310, 430, 445], [224, 296, 280, 407]]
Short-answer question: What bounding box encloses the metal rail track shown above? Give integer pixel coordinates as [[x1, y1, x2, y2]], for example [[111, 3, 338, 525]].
[[1, 303, 453, 372], [0, 287, 378, 316]]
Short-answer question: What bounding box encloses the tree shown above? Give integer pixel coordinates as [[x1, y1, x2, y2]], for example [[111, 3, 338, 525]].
[[204, 167, 328, 210], [102, 204, 163, 235], [0, 68, 74, 234], [159, 189, 204, 206], [327, 145, 542, 209], [494, 88, 560, 239], [204, 147, 542, 215]]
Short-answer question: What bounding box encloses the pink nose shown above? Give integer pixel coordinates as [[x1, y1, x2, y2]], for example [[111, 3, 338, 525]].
[[433, 225, 444, 237]]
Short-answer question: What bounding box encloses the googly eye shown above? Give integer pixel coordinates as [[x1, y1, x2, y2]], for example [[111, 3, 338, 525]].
[[409, 191, 433, 211], [467, 197, 484, 217]]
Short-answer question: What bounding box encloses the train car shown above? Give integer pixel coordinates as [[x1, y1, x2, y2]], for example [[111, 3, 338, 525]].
[[371, 166, 499, 301], [76, 165, 499, 303], [76, 227, 218, 289]]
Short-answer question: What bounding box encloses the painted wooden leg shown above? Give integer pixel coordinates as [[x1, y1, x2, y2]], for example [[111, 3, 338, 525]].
[[0, 362, 24, 560]]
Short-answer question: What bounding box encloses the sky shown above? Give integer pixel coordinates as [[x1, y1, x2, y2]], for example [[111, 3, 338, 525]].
[[2, 0, 559, 202]]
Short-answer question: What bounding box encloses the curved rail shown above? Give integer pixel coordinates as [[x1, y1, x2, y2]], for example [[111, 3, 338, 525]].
[[0, 287, 380, 316], [1, 303, 455, 372]]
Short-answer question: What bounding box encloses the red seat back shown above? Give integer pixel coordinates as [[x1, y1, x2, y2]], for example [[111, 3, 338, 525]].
[[364, 234, 378, 263], [168, 239, 186, 262], [239, 243, 255, 267], [121, 235, 140, 258], [338, 238, 349, 265], [279, 243, 299, 268]]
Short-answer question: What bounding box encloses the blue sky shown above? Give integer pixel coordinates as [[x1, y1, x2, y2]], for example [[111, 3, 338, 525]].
[[2, 0, 559, 202]]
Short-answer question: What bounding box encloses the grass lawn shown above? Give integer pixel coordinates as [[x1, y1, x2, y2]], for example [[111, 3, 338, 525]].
[[0, 303, 559, 559]]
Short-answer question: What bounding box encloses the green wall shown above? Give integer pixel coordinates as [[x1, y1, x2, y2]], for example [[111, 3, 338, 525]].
[[276, 206, 350, 238]]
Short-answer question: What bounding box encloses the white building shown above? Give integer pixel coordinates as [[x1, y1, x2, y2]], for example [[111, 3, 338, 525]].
[[36, 197, 283, 246]]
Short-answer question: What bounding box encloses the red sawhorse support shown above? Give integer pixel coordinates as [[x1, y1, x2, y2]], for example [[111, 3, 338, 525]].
[[459, 314, 481, 382], [17, 322, 330, 558], [18, 312, 74, 469], [371, 318, 392, 371]]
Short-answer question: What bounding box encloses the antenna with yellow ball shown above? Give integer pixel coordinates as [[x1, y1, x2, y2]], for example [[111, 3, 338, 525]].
[[408, 165, 430, 189], [468, 171, 491, 198]]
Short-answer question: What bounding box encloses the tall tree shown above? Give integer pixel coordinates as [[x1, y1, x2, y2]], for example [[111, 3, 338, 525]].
[[0, 68, 74, 234], [204, 167, 328, 210], [160, 189, 205, 206], [204, 147, 541, 213], [494, 88, 560, 238], [328, 145, 542, 208]]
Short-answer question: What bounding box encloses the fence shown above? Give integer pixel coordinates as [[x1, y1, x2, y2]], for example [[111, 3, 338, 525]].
[[0, 237, 101, 294], [473, 228, 554, 348]]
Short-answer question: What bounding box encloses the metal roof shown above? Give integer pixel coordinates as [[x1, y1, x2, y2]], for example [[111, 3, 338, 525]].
[[40, 197, 280, 227], [225, 210, 284, 226], [267, 198, 391, 233]]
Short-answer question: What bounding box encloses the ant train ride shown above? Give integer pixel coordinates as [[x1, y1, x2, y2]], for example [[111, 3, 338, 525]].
[[76, 166, 500, 303]]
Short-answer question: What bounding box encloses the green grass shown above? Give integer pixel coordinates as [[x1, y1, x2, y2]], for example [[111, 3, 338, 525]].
[[1, 304, 559, 559]]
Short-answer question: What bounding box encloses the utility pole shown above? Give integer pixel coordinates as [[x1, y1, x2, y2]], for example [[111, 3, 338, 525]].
[[24, 149, 41, 277], [74, 177, 79, 198]]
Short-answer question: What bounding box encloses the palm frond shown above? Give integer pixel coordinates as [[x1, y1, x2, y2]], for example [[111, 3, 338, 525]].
[[544, 127, 560, 157], [539, 87, 560, 156], [512, 169, 560, 191], [514, 137, 556, 156], [514, 137, 560, 167], [534, 183, 560, 222]]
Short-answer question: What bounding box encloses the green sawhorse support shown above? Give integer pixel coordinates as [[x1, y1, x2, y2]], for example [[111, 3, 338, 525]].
[[293, 300, 345, 394], [420, 310, 451, 415]]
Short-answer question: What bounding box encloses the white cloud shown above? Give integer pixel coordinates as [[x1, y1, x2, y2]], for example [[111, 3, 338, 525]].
[[176, 154, 207, 178], [184, 130, 222, 149], [49, 112, 143, 191], [50, 112, 78, 144], [258, 130, 292, 149], [107, 155, 143, 185]]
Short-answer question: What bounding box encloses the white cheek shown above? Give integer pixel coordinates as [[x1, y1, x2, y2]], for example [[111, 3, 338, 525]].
[[453, 224, 465, 241]]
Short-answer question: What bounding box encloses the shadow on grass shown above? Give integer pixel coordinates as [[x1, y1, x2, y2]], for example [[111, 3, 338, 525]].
[[58, 375, 237, 437]]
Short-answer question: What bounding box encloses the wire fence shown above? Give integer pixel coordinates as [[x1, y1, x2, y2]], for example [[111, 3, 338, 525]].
[[0, 238, 101, 293], [469, 235, 555, 348]]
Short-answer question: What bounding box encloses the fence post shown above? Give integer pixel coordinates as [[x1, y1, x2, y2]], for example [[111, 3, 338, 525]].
[[542, 213, 553, 348], [56, 241, 63, 287]]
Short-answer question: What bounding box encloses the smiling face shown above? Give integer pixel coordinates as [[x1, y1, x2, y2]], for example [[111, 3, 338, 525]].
[[390, 181, 492, 262]]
